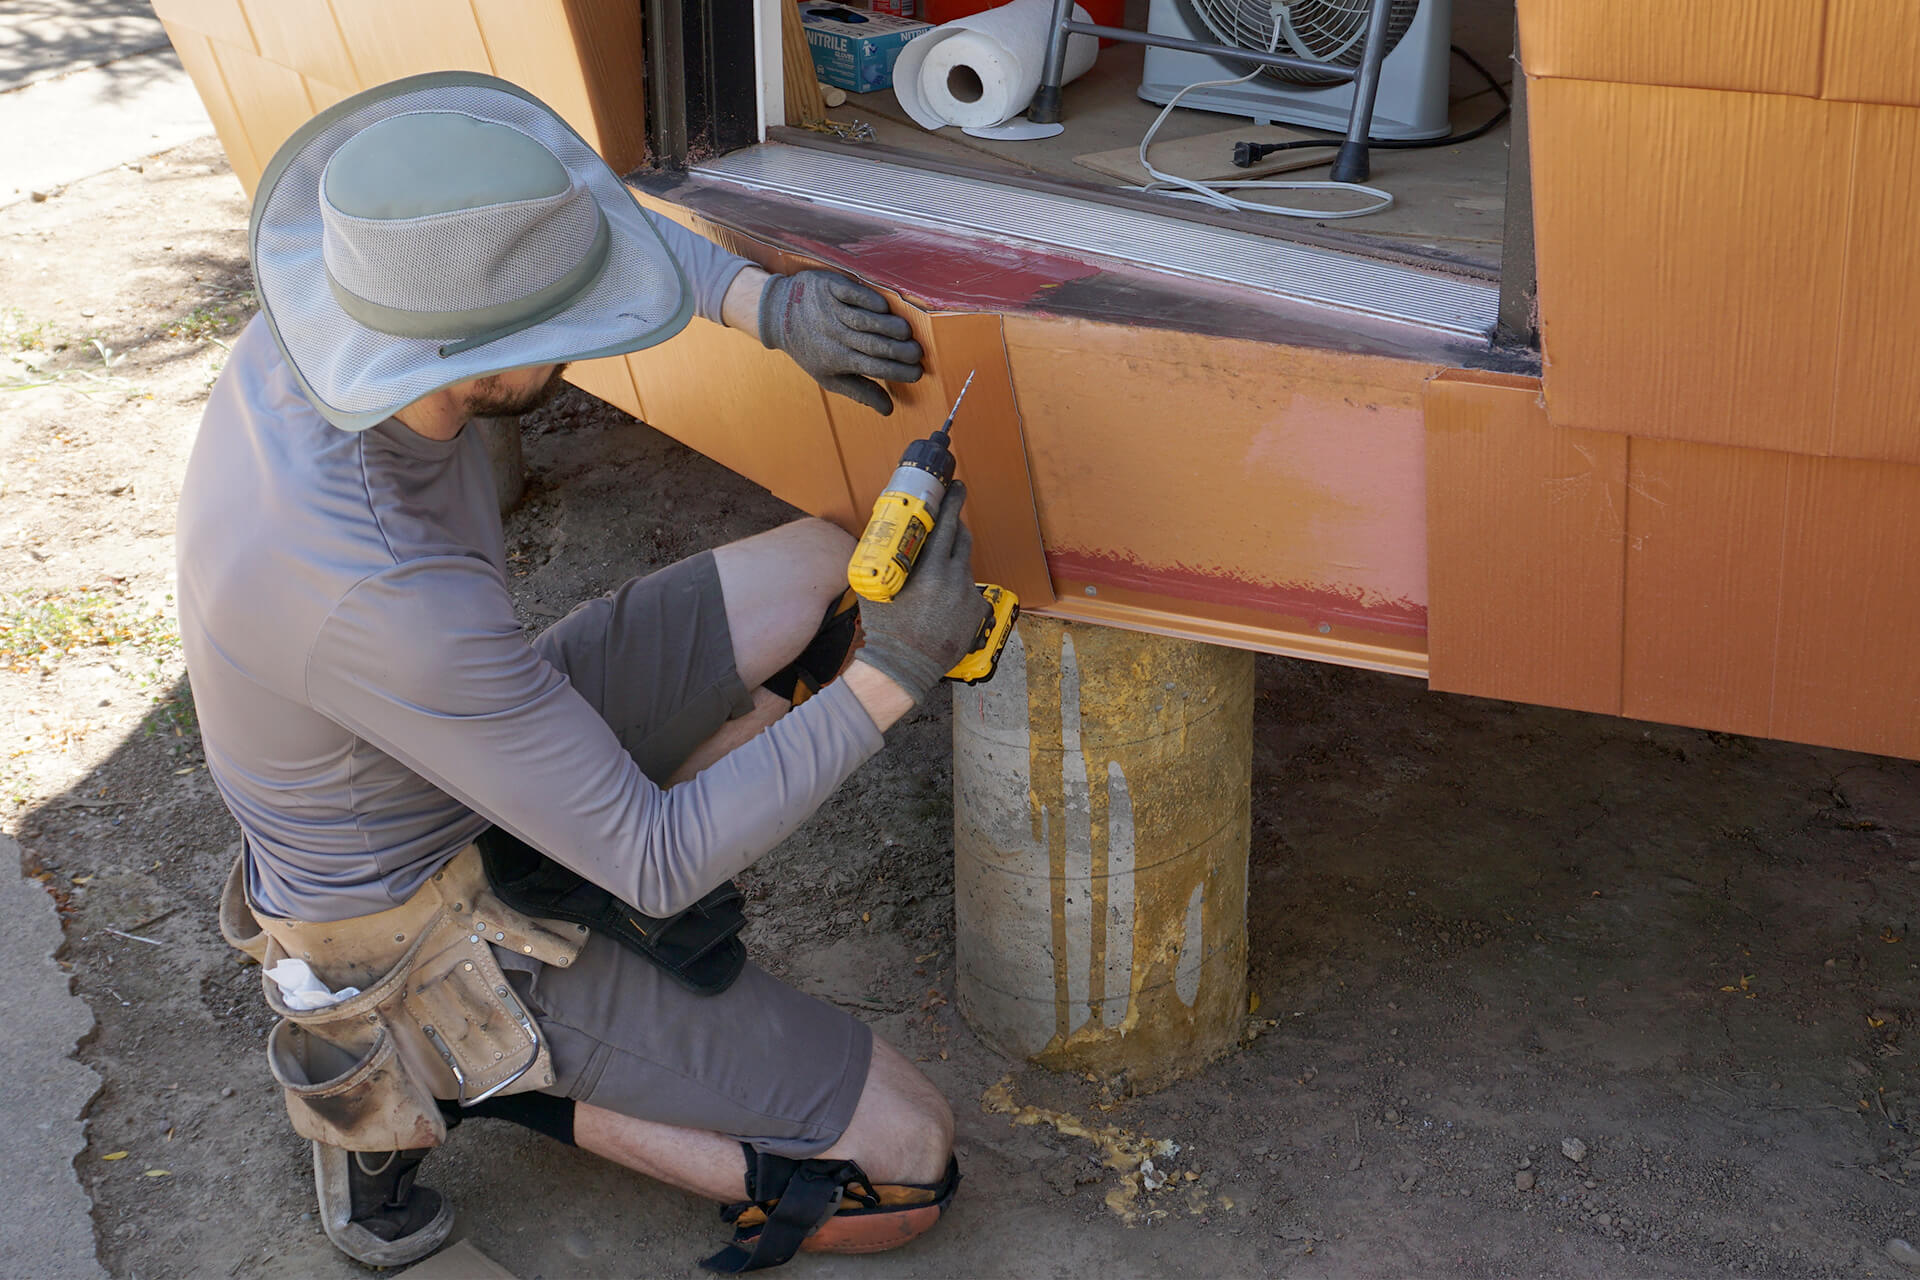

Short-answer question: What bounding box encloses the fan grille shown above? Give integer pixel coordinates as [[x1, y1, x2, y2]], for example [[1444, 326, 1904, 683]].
[[1185, 0, 1421, 86]]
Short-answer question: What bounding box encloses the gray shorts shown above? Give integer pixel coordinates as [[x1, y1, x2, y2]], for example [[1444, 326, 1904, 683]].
[[500, 551, 873, 1157]]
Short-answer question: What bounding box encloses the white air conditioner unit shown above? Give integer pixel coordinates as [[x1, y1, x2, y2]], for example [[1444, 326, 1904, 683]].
[[1139, 0, 1453, 140]]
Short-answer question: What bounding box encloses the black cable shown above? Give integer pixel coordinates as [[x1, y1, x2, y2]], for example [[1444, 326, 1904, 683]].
[[1231, 44, 1512, 168]]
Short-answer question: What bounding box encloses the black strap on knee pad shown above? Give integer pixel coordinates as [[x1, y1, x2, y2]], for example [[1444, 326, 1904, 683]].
[[700, 1146, 880, 1274], [762, 589, 860, 708], [436, 1093, 575, 1146]]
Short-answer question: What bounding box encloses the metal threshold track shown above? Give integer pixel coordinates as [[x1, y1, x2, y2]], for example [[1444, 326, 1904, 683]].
[[692, 144, 1498, 339]]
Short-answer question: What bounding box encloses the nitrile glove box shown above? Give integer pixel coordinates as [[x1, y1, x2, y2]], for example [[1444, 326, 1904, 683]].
[[802, 6, 932, 94]]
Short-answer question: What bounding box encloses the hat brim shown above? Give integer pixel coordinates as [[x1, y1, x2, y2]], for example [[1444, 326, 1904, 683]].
[[250, 71, 692, 433]]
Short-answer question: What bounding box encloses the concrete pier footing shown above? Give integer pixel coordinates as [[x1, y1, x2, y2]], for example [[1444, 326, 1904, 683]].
[[952, 616, 1254, 1091]]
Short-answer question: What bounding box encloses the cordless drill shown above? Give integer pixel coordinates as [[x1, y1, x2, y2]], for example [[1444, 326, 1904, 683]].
[[847, 371, 1019, 685]]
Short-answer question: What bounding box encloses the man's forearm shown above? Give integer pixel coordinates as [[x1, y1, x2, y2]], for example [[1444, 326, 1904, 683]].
[[841, 659, 915, 733], [720, 264, 772, 342]]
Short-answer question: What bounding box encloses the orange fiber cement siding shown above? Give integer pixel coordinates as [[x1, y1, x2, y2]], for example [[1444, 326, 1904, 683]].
[[1001, 317, 1432, 674]]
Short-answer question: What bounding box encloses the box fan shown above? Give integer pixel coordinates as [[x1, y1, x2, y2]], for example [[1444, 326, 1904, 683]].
[[1139, 0, 1453, 139]]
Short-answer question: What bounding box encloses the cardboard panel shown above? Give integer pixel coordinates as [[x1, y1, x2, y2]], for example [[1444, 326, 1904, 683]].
[[162, 23, 260, 188], [1823, 0, 1920, 106], [824, 310, 1054, 608], [623, 318, 858, 530], [241, 0, 360, 90], [1830, 105, 1920, 463], [1530, 78, 1853, 453], [1515, 0, 1825, 96], [1620, 439, 1789, 737], [1771, 455, 1920, 759], [471, 0, 648, 173], [324, 0, 491, 86], [563, 355, 644, 422], [150, 0, 256, 53], [209, 39, 318, 194], [1425, 370, 1626, 715]]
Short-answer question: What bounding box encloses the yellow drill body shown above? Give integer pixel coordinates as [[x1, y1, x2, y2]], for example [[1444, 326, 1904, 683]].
[[846, 371, 1018, 684]]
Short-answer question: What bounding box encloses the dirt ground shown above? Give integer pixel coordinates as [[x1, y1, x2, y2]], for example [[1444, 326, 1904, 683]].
[[6, 140, 1920, 1280]]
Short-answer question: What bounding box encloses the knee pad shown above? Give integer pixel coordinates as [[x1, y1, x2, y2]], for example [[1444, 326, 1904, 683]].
[[436, 1093, 576, 1146], [762, 589, 860, 707], [700, 1146, 960, 1273]]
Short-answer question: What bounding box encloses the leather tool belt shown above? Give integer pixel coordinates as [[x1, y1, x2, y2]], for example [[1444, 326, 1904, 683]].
[[219, 846, 586, 1152], [477, 826, 748, 996]]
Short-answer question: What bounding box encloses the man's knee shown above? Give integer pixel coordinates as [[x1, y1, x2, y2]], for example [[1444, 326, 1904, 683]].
[[785, 517, 855, 583]]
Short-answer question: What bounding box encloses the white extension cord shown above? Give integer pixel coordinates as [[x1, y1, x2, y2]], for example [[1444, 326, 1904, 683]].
[[1133, 26, 1394, 219]]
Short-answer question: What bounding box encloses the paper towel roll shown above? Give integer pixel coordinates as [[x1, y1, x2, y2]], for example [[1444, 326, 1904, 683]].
[[893, 0, 1098, 131]]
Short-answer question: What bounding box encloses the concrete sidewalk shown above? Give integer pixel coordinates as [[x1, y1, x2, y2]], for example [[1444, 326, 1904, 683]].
[[0, 836, 105, 1280], [1, 0, 212, 208]]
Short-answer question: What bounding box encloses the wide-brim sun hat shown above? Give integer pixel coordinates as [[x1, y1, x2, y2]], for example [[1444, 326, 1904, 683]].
[[250, 71, 692, 432]]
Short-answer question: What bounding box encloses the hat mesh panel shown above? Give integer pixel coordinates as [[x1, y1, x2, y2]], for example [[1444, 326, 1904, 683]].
[[256, 84, 683, 419], [321, 171, 603, 316]]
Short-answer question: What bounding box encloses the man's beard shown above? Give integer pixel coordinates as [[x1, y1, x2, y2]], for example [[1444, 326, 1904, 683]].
[[467, 363, 571, 418]]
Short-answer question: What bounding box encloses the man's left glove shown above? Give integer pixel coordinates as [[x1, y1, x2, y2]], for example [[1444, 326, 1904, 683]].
[[759, 270, 923, 416]]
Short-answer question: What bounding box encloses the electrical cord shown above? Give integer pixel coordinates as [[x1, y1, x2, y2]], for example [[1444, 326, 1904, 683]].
[[1231, 44, 1511, 169], [1135, 26, 1394, 219]]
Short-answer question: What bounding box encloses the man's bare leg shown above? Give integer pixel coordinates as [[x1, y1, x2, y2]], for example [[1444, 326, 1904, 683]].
[[667, 517, 856, 786], [573, 1037, 954, 1199]]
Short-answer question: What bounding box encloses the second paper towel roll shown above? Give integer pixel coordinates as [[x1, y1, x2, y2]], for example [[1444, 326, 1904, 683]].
[[893, 0, 1099, 131]]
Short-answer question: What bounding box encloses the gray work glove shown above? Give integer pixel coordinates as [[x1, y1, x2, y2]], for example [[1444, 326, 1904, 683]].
[[758, 269, 923, 416], [856, 481, 994, 704]]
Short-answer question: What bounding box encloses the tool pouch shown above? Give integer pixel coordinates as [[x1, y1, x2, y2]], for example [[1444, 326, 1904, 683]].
[[477, 826, 746, 996], [226, 846, 586, 1150]]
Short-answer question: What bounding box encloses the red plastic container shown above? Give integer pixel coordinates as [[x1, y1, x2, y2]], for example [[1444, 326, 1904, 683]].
[[921, 0, 1125, 45]]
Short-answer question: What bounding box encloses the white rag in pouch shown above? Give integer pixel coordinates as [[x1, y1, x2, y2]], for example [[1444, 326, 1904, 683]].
[[265, 957, 361, 1011], [893, 0, 1099, 131]]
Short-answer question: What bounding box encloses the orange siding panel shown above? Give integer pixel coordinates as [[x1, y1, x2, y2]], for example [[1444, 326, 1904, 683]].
[[151, 0, 257, 53], [623, 319, 858, 530], [1515, 0, 1825, 96], [1620, 439, 1789, 737], [1823, 0, 1920, 106], [1829, 105, 1920, 463], [209, 40, 317, 194], [162, 23, 260, 189], [824, 310, 1053, 608], [1529, 78, 1853, 454], [241, 0, 360, 89], [1425, 370, 1626, 714], [470, 0, 648, 173], [1771, 455, 1920, 758], [324, 0, 492, 86], [563, 355, 644, 422], [1003, 315, 1430, 648]]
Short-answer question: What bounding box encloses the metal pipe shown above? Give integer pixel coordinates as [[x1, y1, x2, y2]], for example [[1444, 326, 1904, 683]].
[[1330, 0, 1396, 183], [1027, 0, 1080, 124]]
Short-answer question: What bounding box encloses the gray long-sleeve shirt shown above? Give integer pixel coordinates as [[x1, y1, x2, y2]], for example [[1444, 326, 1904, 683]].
[[178, 215, 886, 923]]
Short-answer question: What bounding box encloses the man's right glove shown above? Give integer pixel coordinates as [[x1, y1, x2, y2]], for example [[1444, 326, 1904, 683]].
[[855, 481, 994, 704]]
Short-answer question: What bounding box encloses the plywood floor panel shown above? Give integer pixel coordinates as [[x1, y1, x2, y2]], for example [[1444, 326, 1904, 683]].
[[161, 23, 260, 190], [324, 0, 491, 87], [1425, 369, 1626, 714]]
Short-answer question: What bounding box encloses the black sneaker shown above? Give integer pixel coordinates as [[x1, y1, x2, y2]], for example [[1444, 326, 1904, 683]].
[[313, 1142, 454, 1266]]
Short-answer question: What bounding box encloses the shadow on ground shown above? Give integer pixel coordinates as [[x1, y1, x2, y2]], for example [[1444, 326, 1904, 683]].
[[17, 387, 1920, 1278]]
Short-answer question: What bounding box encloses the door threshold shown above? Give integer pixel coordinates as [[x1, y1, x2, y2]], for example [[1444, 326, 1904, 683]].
[[691, 142, 1498, 340]]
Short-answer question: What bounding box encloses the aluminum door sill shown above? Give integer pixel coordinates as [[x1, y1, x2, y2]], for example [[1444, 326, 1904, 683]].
[[691, 143, 1498, 340]]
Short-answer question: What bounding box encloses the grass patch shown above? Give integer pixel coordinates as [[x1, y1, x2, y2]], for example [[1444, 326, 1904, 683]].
[[3, 307, 51, 352], [0, 589, 178, 672], [163, 292, 255, 345]]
